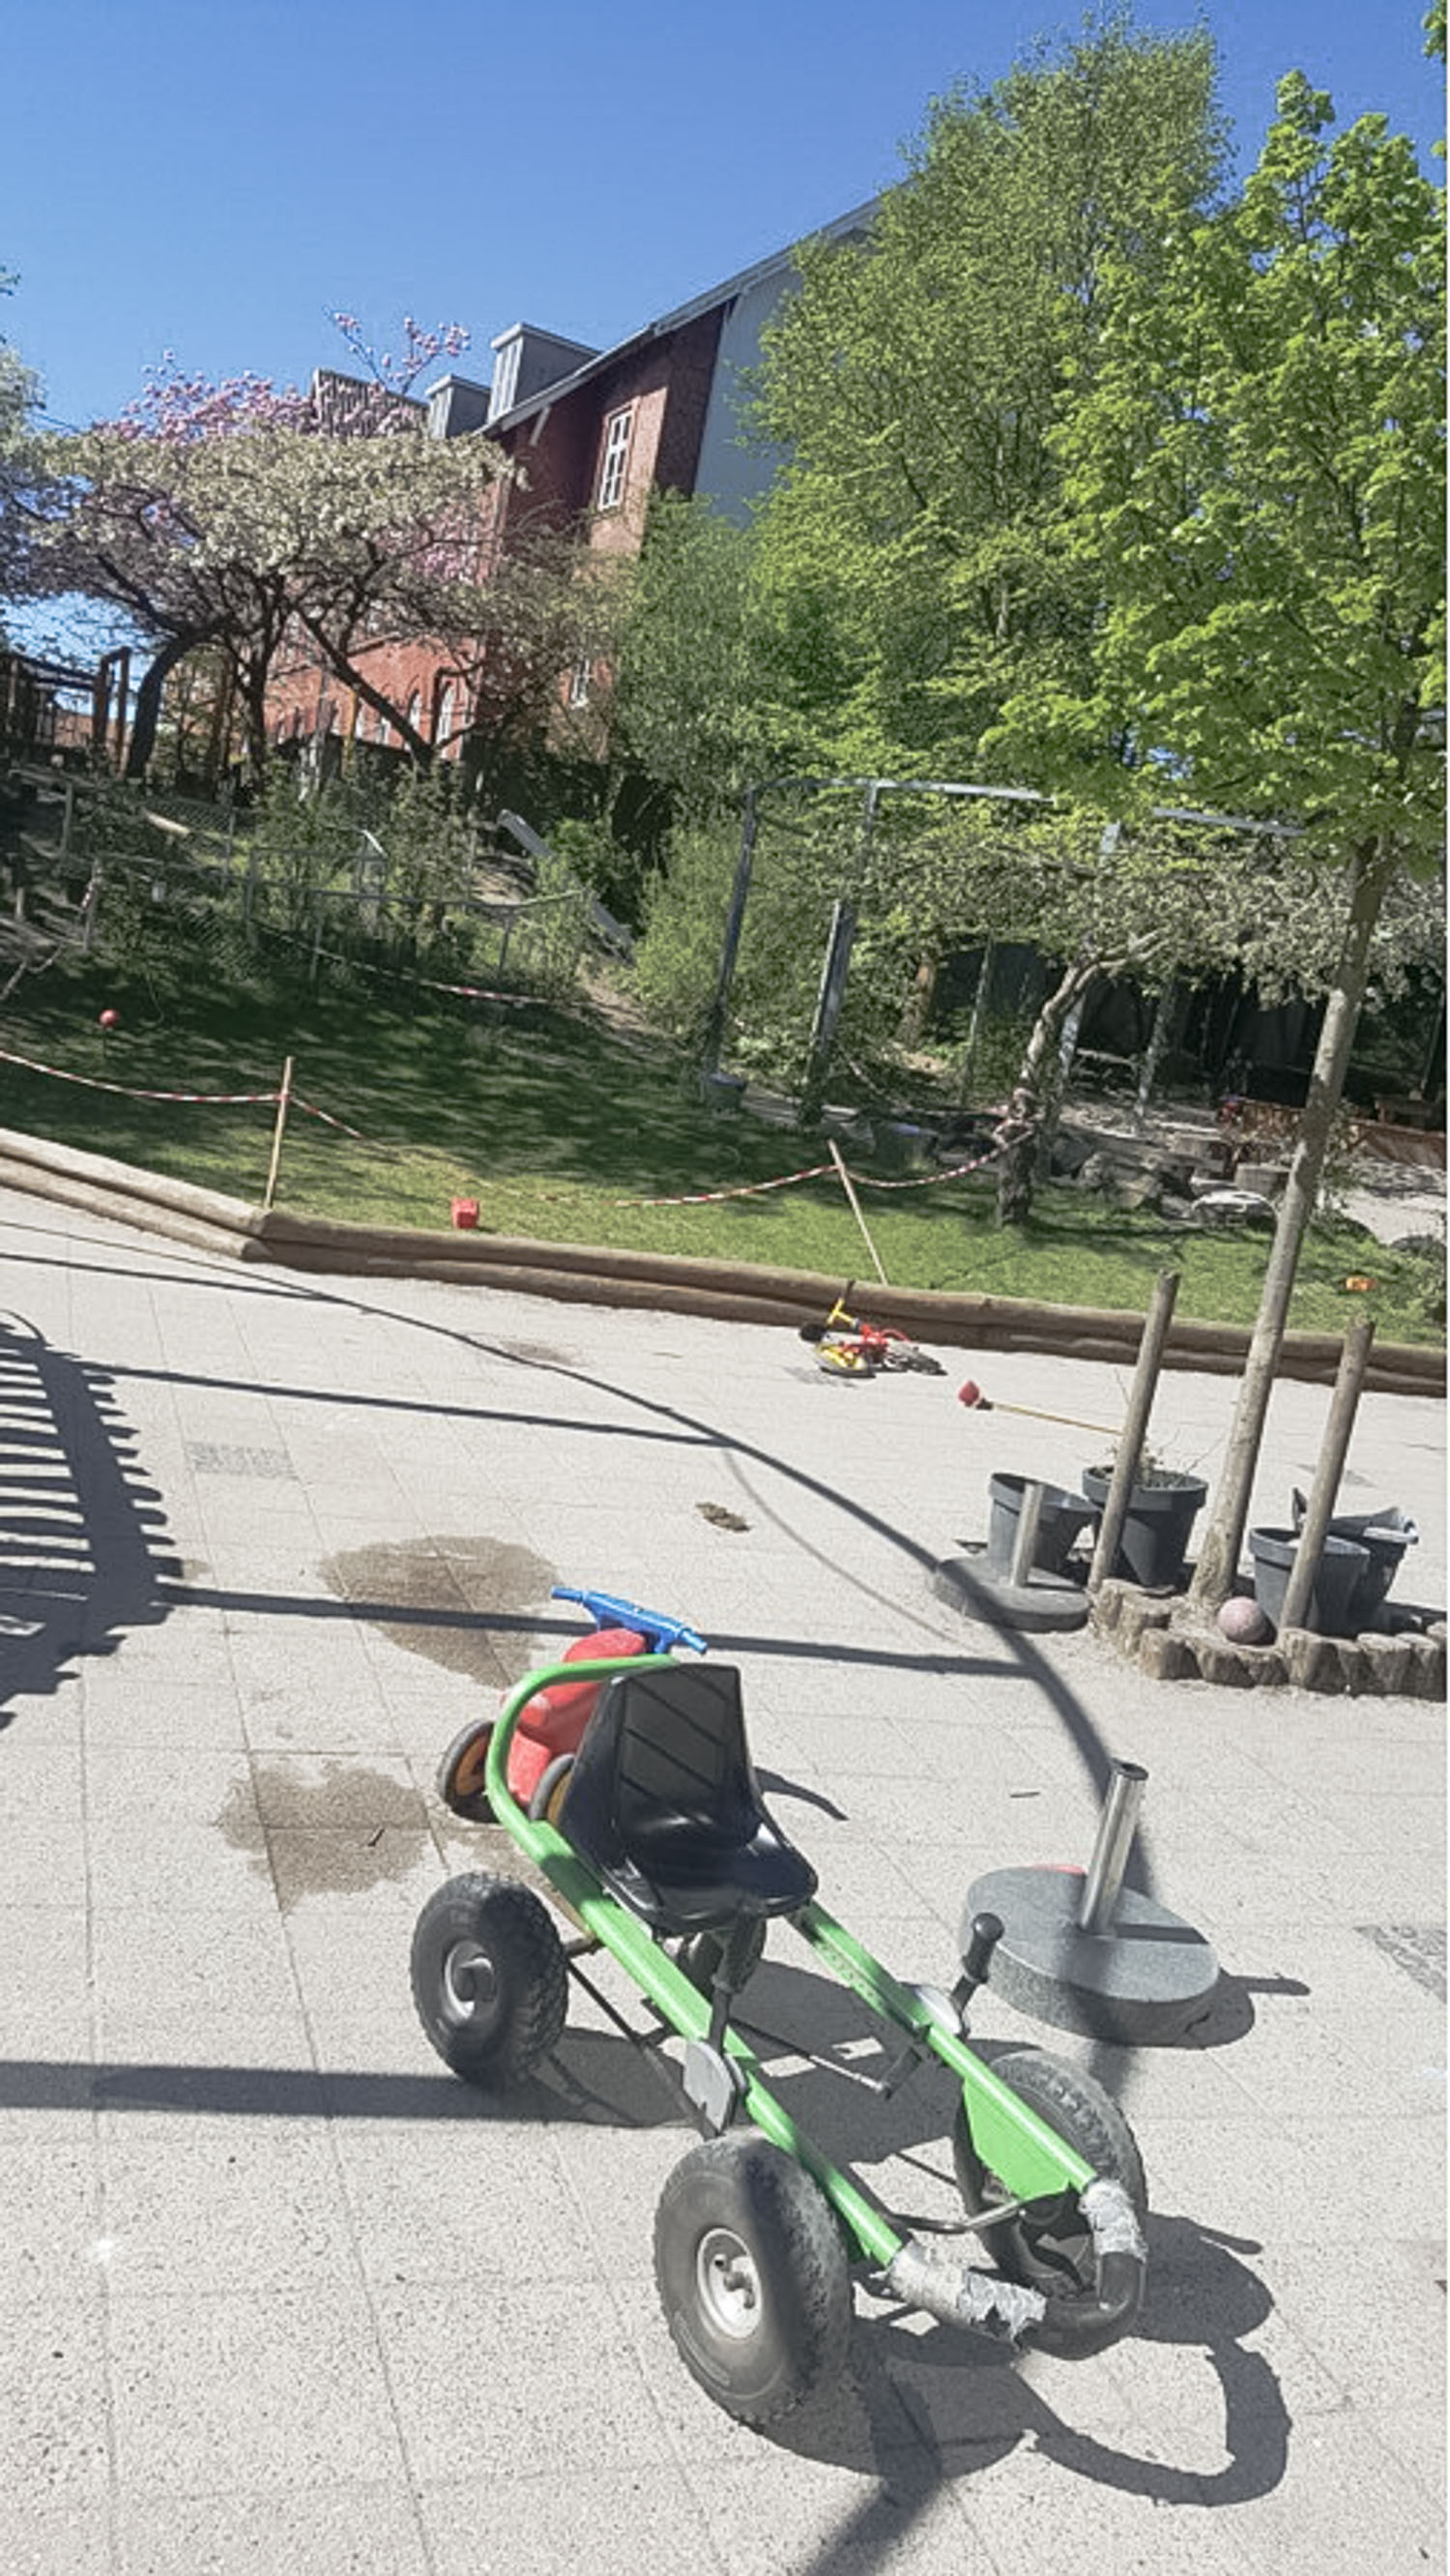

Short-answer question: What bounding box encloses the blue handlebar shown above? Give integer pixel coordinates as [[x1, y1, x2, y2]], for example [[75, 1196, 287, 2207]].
[[551, 1583, 707, 1657]]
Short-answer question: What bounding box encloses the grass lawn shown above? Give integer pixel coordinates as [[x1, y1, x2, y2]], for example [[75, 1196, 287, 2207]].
[[1, 951, 1441, 1346]]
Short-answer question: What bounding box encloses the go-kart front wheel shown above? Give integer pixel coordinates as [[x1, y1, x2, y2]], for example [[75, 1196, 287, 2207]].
[[653, 2131, 851, 2423], [952, 2046, 1146, 2356], [411, 1873, 567, 2087]]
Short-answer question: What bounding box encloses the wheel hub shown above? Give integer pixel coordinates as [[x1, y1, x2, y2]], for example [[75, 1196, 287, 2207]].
[[442, 1938, 499, 2026], [696, 2227, 762, 2339]]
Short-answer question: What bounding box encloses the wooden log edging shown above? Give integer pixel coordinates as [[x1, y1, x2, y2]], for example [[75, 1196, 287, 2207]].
[[0, 1124, 1441, 1398]]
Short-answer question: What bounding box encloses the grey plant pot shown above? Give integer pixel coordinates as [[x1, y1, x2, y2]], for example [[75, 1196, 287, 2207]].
[[1081, 1467, 1208, 1589]]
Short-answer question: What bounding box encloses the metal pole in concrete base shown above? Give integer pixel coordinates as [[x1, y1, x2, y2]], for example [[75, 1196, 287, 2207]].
[[963, 1761, 1220, 2044]]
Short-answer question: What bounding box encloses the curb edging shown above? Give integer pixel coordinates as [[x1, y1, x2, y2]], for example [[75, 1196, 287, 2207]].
[[0, 1124, 1441, 1399]]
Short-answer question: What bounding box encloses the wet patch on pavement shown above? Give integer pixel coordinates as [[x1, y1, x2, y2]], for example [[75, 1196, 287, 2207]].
[[215, 1759, 432, 1911], [317, 1535, 556, 1686]]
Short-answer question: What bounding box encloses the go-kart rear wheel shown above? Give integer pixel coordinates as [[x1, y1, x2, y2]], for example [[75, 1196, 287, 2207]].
[[411, 1872, 567, 2087], [436, 1718, 495, 1822], [653, 2130, 851, 2423], [952, 2046, 1146, 2356]]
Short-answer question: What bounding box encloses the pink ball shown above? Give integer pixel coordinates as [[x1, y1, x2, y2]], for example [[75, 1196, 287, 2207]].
[[1218, 1595, 1271, 1645], [98, 1008, 120, 1031]]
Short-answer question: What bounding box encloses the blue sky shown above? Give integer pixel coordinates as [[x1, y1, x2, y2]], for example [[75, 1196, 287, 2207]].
[[2, 0, 1441, 434]]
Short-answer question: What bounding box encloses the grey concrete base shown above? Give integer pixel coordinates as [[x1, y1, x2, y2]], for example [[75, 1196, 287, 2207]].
[[933, 1550, 1090, 1632], [964, 1864, 1222, 2044]]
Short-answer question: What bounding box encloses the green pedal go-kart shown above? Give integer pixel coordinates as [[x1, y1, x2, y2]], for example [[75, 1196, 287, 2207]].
[[411, 1589, 1148, 2425]]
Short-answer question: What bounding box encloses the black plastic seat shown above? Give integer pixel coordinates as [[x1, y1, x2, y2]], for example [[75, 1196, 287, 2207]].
[[554, 1662, 818, 1934]]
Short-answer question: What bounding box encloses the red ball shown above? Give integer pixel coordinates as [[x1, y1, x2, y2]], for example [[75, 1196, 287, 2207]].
[[98, 1009, 120, 1031], [1218, 1595, 1271, 1645], [958, 1379, 982, 1408]]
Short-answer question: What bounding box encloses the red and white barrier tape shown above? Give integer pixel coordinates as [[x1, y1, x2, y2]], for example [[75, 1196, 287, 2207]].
[[0, 1046, 276, 1107], [423, 978, 540, 1007], [287, 1097, 364, 1139], [293, 931, 542, 1010], [612, 1125, 1028, 1210], [0, 1045, 363, 1139], [614, 1160, 836, 1208]]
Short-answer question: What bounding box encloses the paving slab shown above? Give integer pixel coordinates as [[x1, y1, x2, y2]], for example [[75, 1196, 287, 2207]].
[[0, 1184, 1443, 2575]]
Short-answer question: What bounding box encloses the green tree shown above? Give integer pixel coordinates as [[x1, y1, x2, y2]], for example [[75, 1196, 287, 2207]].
[[996, 73, 1444, 1597], [607, 492, 784, 824], [750, 15, 1224, 776]]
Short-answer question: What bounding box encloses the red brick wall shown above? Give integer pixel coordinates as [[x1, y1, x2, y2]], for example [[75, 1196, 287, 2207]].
[[258, 303, 729, 761]]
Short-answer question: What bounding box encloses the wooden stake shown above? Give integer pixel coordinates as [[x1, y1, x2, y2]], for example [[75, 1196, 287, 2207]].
[[1087, 1269, 1181, 1595], [1277, 1312, 1376, 1632], [827, 1139, 889, 1286], [263, 1055, 295, 1212]]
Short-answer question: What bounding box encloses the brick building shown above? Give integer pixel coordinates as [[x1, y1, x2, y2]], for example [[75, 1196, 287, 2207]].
[[264, 204, 876, 770]]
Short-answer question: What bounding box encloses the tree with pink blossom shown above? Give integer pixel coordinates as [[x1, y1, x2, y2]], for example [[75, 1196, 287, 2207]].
[[17, 313, 606, 783]]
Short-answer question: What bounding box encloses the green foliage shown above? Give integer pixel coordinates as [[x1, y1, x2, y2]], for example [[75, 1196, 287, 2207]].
[[750, 14, 1225, 776], [632, 822, 740, 1046], [996, 73, 1446, 869], [547, 814, 652, 933], [608, 492, 785, 818]]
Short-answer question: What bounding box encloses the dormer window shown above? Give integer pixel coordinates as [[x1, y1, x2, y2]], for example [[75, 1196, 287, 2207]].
[[597, 409, 633, 511]]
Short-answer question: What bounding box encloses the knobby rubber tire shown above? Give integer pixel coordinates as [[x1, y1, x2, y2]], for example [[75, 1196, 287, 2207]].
[[653, 2130, 851, 2423], [952, 2046, 1146, 2357], [410, 1872, 567, 2087]]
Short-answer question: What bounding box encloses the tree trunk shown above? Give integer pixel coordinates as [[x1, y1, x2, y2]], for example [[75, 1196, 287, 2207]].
[[1190, 845, 1393, 1606], [1132, 981, 1178, 1128], [995, 954, 1099, 1226], [898, 952, 939, 1047], [124, 635, 201, 780], [956, 939, 995, 1102], [240, 660, 271, 789]]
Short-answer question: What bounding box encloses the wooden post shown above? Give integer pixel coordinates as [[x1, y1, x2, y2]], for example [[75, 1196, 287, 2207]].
[[1087, 1269, 1180, 1595], [1277, 1314, 1376, 1633], [262, 1056, 295, 1212], [827, 1139, 889, 1286]]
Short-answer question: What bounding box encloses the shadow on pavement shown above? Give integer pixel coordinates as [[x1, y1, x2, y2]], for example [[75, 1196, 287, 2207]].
[[0, 1314, 174, 1722], [0, 1238, 1299, 2552]]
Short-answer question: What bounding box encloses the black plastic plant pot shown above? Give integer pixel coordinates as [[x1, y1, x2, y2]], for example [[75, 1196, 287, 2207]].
[[1248, 1527, 1371, 1639], [1081, 1468, 1208, 1590], [1294, 1503, 1417, 1625], [987, 1475, 1095, 1578]]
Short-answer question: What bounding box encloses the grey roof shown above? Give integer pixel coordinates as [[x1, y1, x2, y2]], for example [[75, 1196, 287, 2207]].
[[474, 197, 882, 436]]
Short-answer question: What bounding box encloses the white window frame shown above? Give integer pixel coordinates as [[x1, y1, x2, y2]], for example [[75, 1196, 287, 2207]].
[[597, 408, 632, 511], [435, 682, 454, 746], [566, 656, 593, 709]]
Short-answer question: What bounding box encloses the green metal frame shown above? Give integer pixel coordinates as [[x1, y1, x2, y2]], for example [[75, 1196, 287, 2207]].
[[483, 1653, 1096, 2270]]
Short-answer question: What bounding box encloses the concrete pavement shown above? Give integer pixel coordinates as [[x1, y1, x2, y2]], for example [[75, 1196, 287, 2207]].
[[0, 1183, 1443, 2574]]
